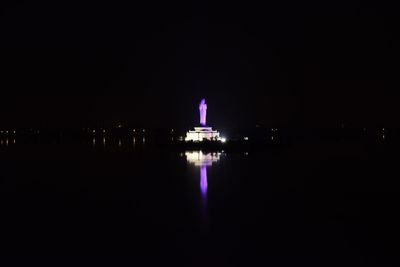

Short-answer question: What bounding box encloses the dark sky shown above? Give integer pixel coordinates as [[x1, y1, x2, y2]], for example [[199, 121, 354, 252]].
[[1, 1, 399, 128]]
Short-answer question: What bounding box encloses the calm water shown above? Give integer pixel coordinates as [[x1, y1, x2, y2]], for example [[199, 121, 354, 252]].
[[1, 136, 400, 266]]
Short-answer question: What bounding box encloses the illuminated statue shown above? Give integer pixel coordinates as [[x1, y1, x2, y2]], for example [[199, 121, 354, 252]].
[[185, 98, 224, 142], [199, 99, 207, 126]]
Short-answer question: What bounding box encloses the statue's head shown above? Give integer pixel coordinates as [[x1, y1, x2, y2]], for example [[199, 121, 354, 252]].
[[200, 99, 206, 106]]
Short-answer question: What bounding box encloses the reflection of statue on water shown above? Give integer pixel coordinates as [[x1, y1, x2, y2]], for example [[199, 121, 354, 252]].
[[200, 166, 208, 196], [199, 99, 207, 126], [185, 151, 220, 166], [186, 151, 221, 218]]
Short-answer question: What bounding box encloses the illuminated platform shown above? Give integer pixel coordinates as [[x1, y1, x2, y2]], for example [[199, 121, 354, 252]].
[[185, 127, 221, 142]]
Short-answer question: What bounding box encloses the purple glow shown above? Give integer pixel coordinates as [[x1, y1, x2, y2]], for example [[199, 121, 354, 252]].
[[200, 166, 208, 196], [199, 99, 207, 126], [200, 165, 208, 218]]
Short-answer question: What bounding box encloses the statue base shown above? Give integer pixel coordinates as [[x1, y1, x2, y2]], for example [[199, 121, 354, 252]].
[[185, 127, 221, 142]]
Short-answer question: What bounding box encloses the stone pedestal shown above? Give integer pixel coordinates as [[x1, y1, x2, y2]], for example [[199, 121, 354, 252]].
[[185, 127, 221, 142]]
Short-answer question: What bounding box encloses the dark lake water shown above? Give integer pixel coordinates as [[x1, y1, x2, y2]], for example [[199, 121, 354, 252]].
[[1, 136, 400, 266]]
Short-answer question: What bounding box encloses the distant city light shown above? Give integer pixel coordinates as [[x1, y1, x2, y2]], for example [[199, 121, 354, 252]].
[[220, 137, 227, 143], [244, 137, 249, 141], [93, 130, 96, 133]]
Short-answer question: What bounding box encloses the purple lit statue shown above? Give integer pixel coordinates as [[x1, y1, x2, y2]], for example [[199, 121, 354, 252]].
[[199, 99, 207, 126]]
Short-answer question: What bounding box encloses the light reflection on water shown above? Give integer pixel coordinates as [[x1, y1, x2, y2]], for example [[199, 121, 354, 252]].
[[0, 138, 16, 147], [186, 151, 221, 219], [90, 136, 149, 149], [200, 166, 208, 196]]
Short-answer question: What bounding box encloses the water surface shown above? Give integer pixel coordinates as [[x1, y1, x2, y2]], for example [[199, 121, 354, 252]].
[[1, 136, 399, 266]]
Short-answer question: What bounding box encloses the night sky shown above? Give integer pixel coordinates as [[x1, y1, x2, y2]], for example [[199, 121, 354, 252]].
[[1, 1, 399, 128]]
